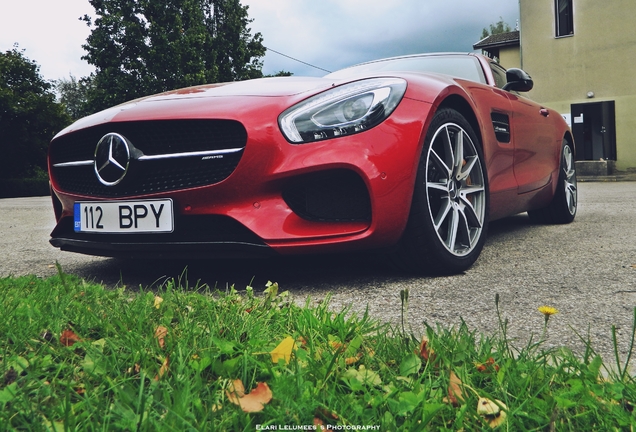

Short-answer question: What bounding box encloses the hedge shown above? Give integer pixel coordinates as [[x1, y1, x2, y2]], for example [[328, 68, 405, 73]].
[[0, 178, 50, 198]]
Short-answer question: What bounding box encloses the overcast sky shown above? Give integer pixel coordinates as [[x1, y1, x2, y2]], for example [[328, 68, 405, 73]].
[[1, 0, 518, 82]]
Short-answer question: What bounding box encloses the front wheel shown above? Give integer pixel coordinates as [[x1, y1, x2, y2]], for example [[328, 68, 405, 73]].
[[528, 140, 577, 224], [391, 108, 489, 274]]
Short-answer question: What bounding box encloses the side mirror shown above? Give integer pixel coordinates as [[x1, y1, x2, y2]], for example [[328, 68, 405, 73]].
[[502, 68, 533, 92]]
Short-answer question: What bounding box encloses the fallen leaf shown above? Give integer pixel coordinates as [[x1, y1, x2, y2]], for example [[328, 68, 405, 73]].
[[329, 340, 345, 351], [589, 391, 619, 406], [314, 407, 339, 430], [226, 379, 272, 412], [270, 336, 296, 364], [345, 352, 363, 365], [418, 336, 435, 362], [154, 326, 168, 349], [227, 378, 245, 399], [476, 357, 500, 373], [445, 371, 465, 406], [315, 407, 339, 421], [153, 296, 164, 309], [154, 356, 169, 381], [477, 397, 507, 428], [60, 329, 82, 347], [313, 417, 326, 431], [127, 363, 141, 375]]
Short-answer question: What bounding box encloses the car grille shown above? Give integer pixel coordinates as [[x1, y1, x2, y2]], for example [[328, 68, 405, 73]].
[[283, 170, 372, 222], [49, 120, 247, 197]]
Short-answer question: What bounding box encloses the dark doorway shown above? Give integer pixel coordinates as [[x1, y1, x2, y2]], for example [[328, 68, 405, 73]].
[[571, 101, 616, 161]]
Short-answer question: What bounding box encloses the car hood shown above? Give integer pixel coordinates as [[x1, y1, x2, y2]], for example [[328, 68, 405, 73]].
[[54, 77, 339, 137], [145, 76, 332, 99], [53, 73, 454, 139]]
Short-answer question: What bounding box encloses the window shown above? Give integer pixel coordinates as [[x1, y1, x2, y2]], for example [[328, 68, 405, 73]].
[[555, 0, 574, 37], [490, 63, 507, 89], [327, 55, 487, 84]]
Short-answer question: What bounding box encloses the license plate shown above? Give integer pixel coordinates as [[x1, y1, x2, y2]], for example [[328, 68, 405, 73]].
[[74, 199, 174, 233]]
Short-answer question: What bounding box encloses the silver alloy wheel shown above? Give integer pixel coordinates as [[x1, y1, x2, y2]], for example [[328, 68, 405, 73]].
[[425, 122, 486, 256], [563, 144, 577, 215]]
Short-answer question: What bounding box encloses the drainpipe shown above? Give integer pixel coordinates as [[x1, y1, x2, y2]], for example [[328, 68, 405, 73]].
[[518, 0, 523, 70]]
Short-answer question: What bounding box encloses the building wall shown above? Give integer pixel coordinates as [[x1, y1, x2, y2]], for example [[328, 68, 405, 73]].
[[498, 46, 520, 69], [519, 0, 636, 170]]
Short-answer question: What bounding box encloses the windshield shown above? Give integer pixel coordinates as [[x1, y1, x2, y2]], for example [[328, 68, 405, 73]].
[[326, 54, 487, 84]]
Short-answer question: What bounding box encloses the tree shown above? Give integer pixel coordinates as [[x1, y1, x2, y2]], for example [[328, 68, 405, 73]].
[[481, 17, 513, 39], [55, 74, 94, 120], [0, 46, 71, 180], [265, 71, 293, 77], [81, 0, 266, 113]]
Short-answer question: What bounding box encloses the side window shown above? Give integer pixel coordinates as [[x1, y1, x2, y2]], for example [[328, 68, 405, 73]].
[[490, 64, 507, 89], [555, 0, 574, 37]]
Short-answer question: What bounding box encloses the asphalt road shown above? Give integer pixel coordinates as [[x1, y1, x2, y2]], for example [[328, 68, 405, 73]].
[[1, 182, 636, 365]]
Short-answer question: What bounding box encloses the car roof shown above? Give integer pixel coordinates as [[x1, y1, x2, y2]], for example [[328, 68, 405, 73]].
[[337, 52, 481, 69]]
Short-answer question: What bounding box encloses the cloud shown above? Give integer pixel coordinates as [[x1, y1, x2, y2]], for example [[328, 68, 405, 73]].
[[244, 0, 519, 76], [0, 0, 95, 81], [1, 0, 518, 81]]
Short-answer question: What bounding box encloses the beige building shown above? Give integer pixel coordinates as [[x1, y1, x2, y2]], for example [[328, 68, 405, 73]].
[[473, 30, 521, 70], [518, 0, 636, 171]]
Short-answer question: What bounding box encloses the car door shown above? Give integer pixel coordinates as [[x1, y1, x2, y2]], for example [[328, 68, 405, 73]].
[[487, 62, 558, 195], [504, 92, 558, 194]]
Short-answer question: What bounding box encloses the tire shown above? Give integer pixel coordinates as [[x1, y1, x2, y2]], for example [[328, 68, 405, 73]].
[[391, 108, 489, 274], [528, 140, 577, 224]]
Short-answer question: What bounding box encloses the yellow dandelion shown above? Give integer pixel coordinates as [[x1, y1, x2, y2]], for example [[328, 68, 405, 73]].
[[538, 306, 558, 316]]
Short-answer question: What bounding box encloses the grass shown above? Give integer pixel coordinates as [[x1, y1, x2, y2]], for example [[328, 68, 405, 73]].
[[1, 267, 635, 431]]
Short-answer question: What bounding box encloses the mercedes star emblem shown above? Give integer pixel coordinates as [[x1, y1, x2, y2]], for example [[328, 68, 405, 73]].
[[94, 133, 131, 186]]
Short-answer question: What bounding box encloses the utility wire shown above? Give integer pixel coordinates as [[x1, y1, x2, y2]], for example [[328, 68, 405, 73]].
[[264, 46, 332, 73]]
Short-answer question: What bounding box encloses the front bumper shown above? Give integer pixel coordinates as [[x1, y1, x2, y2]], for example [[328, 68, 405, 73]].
[[49, 97, 431, 258]]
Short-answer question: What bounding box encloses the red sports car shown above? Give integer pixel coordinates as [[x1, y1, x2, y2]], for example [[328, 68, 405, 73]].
[[48, 53, 577, 274]]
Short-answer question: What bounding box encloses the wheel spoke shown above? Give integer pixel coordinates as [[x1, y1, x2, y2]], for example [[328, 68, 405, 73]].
[[446, 206, 460, 251], [453, 129, 464, 177], [427, 181, 449, 193], [457, 155, 478, 181], [456, 207, 472, 249], [462, 184, 485, 195], [430, 148, 452, 178], [442, 126, 455, 170], [434, 198, 453, 231], [562, 145, 577, 215], [565, 182, 577, 213], [459, 194, 482, 229]]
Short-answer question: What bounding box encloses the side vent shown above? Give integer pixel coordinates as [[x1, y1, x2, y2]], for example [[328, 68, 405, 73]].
[[491, 113, 510, 143]]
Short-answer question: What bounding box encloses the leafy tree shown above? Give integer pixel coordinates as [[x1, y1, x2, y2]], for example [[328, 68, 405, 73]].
[[55, 74, 94, 120], [265, 71, 293, 77], [481, 17, 513, 39], [0, 46, 71, 180], [81, 0, 266, 112]]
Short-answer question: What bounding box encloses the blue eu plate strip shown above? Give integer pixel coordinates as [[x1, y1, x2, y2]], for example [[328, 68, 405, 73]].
[[74, 203, 81, 232]]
